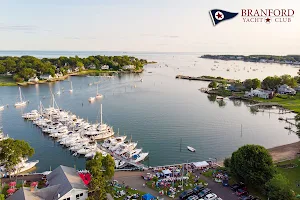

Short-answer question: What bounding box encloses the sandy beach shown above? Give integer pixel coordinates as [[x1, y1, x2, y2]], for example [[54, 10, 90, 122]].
[[268, 141, 300, 163]]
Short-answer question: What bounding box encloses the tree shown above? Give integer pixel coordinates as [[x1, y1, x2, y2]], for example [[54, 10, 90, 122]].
[[223, 157, 231, 168], [243, 79, 253, 90], [86, 152, 115, 200], [265, 174, 294, 200], [251, 78, 261, 89], [230, 145, 274, 188], [0, 139, 34, 177], [262, 76, 282, 90], [208, 81, 217, 89]]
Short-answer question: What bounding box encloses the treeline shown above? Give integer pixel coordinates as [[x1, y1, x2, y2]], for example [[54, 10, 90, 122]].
[[201, 54, 300, 63], [0, 55, 148, 82]]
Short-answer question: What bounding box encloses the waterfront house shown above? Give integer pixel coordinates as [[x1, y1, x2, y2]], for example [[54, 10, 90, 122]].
[[40, 74, 53, 81], [101, 65, 110, 70], [67, 69, 72, 74], [227, 84, 245, 92], [122, 65, 136, 70], [244, 88, 273, 99], [28, 77, 39, 83], [277, 84, 296, 95], [87, 64, 96, 69], [6, 165, 88, 200]]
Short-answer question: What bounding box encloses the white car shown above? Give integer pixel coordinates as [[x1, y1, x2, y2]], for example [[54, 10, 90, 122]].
[[204, 193, 217, 200], [216, 198, 223, 200]]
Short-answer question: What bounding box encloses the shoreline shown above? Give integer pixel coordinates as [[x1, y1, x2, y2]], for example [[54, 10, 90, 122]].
[[268, 141, 300, 163], [1, 69, 144, 87]]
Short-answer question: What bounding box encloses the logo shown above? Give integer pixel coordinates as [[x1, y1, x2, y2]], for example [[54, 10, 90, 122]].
[[209, 9, 238, 26], [241, 9, 294, 24]]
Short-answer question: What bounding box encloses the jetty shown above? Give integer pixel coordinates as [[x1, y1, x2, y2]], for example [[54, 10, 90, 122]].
[[176, 75, 236, 83]]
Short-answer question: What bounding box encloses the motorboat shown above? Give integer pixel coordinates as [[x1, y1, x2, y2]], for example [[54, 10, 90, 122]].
[[102, 136, 126, 149], [22, 110, 40, 120], [88, 97, 95, 102], [0, 159, 39, 176], [124, 148, 142, 159], [114, 142, 137, 155], [0, 105, 4, 111], [15, 87, 27, 107], [187, 146, 196, 152], [114, 159, 127, 169], [85, 149, 107, 158], [132, 152, 149, 163]]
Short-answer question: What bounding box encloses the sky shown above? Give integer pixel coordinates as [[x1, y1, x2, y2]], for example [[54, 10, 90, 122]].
[[0, 0, 299, 54]]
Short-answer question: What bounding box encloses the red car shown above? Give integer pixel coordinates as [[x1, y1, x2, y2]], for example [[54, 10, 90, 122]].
[[236, 189, 248, 196]]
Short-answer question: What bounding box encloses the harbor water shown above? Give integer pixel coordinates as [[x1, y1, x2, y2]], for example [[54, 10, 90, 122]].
[[0, 51, 299, 172]]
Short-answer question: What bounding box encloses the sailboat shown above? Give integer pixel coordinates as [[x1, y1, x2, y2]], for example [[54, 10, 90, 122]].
[[95, 84, 103, 99], [88, 97, 95, 102], [0, 99, 4, 111], [15, 87, 27, 107], [69, 81, 73, 93]]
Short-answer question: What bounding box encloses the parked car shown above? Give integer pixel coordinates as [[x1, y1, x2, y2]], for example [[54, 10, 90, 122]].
[[230, 182, 246, 192], [204, 193, 217, 200], [180, 189, 194, 200], [222, 179, 229, 187], [193, 184, 205, 194], [236, 189, 248, 196], [198, 188, 211, 198], [187, 195, 199, 200], [216, 198, 223, 200]]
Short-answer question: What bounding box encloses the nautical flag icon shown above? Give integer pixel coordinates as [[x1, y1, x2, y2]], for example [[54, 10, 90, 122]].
[[209, 9, 238, 26]]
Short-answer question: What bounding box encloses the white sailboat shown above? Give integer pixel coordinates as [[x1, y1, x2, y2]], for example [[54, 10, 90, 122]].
[[69, 81, 73, 93], [95, 84, 103, 99], [56, 88, 61, 95], [15, 87, 27, 107], [0, 105, 4, 111]]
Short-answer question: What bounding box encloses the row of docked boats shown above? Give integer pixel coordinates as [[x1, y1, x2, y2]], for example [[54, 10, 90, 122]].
[[22, 97, 149, 168], [0, 128, 39, 176]]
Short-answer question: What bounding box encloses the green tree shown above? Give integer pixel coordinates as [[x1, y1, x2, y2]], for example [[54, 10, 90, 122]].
[[0, 139, 34, 177], [251, 78, 261, 89], [243, 79, 253, 90], [265, 174, 294, 200], [208, 81, 217, 89], [223, 157, 231, 168], [0, 62, 5, 74], [230, 145, 274, 188], [86, 152, 115, 200]]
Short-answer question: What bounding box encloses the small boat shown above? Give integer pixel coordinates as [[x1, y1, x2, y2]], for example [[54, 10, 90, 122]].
[[15, 87, 27, 107], [95, 84, 103, 99], [88, 97, 95, 102], [88, 83, 93, 86], [187, 146, 196, 152], [0, 105, 4, 111], [57, 88, 61, 95]]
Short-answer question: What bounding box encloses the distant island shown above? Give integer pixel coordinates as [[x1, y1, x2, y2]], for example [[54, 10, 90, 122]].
[[201, 54, 300, 65], [0, 55, 152, 86]]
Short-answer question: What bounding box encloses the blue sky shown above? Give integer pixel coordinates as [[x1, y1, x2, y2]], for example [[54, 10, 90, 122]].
[[0, 0, 299, 53]]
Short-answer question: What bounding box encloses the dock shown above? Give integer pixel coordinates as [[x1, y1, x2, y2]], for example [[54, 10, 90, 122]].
[[176, 75, 236, 83]]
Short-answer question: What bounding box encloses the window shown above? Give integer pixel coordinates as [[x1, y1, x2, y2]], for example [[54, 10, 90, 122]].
[[76, 194, 80, 199], [63, 198, 70, 200], [80, 193, 83, 196]]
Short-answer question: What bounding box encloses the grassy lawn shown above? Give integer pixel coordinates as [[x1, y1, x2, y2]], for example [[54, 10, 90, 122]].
[[253, 93, 300, 113], [276, 158, 300, 195], [0, 76, 17, 86]]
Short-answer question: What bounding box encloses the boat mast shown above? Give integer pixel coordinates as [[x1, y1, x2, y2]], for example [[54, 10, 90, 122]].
[[19, 87, 23, 102], [100, 104, 102, 125], [97, 84, 98, 95]]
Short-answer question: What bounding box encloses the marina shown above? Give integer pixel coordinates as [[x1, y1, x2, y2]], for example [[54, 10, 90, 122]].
[[0, 52, 299, 172]]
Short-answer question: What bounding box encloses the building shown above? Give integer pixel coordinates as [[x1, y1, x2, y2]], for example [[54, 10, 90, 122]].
[[7, 165, 88, 200], [28, 77, 39, 83], [101, 65, 110, 70], [122, 65, 136, 70], [40, 74, 53, 81], [278, 84, 296, 95], [244, 88, 273, 99], [87, 64, 96, 69]]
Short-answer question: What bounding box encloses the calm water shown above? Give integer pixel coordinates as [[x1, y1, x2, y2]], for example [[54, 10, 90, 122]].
[[0, 51, 299, 172]]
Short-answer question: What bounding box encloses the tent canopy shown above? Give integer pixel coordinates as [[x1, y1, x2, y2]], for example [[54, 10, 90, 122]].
[[142, 193, 155, 200], [162, 169, 172, 175], [192, 161, 209, 168]]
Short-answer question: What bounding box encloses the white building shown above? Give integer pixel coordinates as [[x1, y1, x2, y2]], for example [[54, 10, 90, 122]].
[[87, 64, 96, 69], [28, 77, 39, 83], [7, 165, 88, 200], [101, 65, 110, 70], [122, 65, 136, 70], [40, 74, 53, 81], [245, 88, 272, 99]]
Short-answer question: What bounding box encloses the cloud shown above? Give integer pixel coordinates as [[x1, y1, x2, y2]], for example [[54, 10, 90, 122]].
[[0, 24, 39, 31], [162, 35, 179, 38]]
